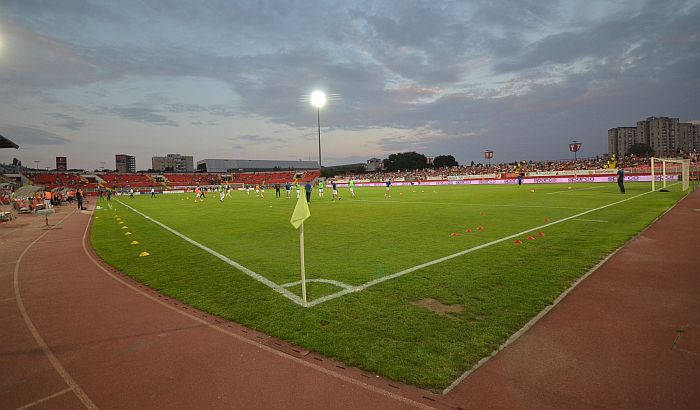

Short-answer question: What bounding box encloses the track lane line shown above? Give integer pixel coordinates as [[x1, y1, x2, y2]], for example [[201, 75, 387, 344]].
[[13, 209, 97, 409]]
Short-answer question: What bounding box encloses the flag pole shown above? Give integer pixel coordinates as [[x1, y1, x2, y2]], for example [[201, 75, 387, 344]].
[[300, 222, 308, 307]]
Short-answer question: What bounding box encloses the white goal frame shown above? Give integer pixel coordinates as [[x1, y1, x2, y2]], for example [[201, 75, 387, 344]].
[[651, 157, 690, 191]]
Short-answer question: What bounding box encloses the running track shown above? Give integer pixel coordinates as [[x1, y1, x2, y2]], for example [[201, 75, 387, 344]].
[[2, 191, 699, 409]]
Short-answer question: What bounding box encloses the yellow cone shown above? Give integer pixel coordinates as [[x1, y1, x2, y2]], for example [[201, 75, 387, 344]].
[[121, 226, 128, 229], [118, 221, 123, 224], [130, 240, 139, 245], [139, 251, 150, 257], [125, 232, 132, 235]]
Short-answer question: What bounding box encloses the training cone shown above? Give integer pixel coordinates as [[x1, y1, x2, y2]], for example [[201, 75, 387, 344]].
[[514, 239, 522, 244], [527, 236, 535, 240], [537, 232, 545, 237], [450, 232, 460, 237], [130, 240, 139, 245], [480, 212, 485, 215], [477, 226, 484, 231], [530, 189, 535, 193], [124, 232, 132, 236], [466, 229, 472, 233], [544, 217, 550, 222], [139, 251, 150, 257], [121, 226, 128, 229], [118, 221, 124, 224]]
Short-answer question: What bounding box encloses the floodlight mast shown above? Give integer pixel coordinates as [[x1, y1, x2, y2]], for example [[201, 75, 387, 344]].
[[310, 91, 327, 170]]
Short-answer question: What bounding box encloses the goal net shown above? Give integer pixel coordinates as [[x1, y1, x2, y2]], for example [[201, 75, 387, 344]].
[[650, 157, 690, 192]]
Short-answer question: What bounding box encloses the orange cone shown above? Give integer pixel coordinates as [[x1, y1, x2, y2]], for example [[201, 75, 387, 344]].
[[527, 236, 535, 240], [450, 233, 460, 237], [465, 229, 472, 233], [537, 232, 545, 237], [514, 239, 522, 244]]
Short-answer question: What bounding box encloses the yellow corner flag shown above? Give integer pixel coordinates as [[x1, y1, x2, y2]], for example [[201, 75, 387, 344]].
[[290, 194, 310, 229]]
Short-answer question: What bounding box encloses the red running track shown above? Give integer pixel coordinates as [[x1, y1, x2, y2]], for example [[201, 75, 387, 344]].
[[1, 190, 699, 409]]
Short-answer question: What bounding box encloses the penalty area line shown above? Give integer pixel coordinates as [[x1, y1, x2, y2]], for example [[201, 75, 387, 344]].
[[115, 200, 305, 306]]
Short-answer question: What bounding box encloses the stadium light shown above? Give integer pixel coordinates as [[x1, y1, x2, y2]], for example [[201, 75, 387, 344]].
[[310, 91, 327, 169]]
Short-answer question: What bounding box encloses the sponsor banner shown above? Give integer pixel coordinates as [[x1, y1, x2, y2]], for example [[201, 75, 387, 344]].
[[344, 174, 677, 187], [162, 190, 185, 194]]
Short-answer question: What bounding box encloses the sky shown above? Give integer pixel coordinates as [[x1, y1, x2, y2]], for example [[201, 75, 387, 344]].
[[0, 0, 699, 171]]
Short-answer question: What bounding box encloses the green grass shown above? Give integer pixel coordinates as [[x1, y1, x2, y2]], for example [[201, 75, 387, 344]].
[[90, 182, 686, 390]]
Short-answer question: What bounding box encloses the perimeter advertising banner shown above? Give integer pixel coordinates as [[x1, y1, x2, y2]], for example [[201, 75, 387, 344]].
[[338, 174, 677, 187]]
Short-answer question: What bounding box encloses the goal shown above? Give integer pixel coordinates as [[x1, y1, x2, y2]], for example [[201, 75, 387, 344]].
[[650, 157, 690, 192]]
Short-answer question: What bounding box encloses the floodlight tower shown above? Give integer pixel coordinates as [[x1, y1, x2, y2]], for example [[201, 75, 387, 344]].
[[310, 91, 327, 170]]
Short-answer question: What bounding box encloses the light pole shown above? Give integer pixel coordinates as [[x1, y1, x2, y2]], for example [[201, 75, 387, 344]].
[[310, 90, 327, 170], [33, 160, 40, 170]]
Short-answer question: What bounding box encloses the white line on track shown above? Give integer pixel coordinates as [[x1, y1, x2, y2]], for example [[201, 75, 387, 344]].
[[115, 200, 305, 306], [354, 199, 589, 210], [118, 191, 651, 308], [81, 214, 434, 410], [546, 185, 607, 195], [14, 209, 98, 409]]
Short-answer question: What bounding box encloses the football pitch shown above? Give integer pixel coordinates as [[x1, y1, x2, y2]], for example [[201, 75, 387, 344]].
[[91, 182, 686, 390]]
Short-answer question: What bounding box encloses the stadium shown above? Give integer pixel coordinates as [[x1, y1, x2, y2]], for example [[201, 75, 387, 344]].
[[2, 2, 700, 409]]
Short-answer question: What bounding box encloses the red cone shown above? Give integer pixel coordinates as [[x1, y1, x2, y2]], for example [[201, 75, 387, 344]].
[[477, 226, 484, 231], [537, 232, 545, 236], [451, 233, 460, 237], [465, 229, 472, 233], [514, 239, 522, 244], [527, 236, 535, 240]]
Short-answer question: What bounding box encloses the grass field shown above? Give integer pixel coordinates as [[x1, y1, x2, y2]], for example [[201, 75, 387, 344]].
[[91, 182, 686, 390]]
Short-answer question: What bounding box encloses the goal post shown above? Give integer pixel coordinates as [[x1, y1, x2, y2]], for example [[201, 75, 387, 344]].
[[650, 157, 690, 192]]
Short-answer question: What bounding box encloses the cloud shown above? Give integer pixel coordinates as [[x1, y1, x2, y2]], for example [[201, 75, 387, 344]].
[[1, 126, 71, 145], [227, 134, 283, 145], [98, 104, 178, 126], [49, 113, 86, 130]]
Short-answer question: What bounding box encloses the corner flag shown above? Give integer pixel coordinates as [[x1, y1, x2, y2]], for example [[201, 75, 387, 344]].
[[290, 194, 310, 229], [290, 194, 311, 306]]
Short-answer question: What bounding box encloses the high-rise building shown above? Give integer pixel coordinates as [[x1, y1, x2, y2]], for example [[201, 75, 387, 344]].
[[679, 122, 700, 154], [115, 154, 136, 173], [608, 117, 698, 157], [55, 156, 67, 171], [151, 154, 194, 172], [607, 127, 637, 157]]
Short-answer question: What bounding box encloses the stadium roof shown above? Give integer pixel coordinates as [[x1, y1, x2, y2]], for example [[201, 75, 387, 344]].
[[0, 134, 19, 149]]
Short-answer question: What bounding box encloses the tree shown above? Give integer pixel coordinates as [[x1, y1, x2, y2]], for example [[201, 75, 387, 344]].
[[627, 143, 654, 157], [432, 155, 458, 168], [382, 152, 428, 171]]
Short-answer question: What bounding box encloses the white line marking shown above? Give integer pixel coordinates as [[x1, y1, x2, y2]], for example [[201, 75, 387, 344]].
[[546, 185, 606, 194], [442, 185, 687, 394], [118, 191, 651, 308], [308, 190, 653, 307], [355, 199, 589, 210], [14, 209, 98, 409], [115, 200, 305, 306], [1, 296, 15, 302], [281, 278, 354, 290], [15, 387, 72, 410], [573, 218, 608, 223], [81, 217, 434, 409]]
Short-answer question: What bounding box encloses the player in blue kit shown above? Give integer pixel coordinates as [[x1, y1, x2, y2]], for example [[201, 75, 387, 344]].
[[385, 179, 391, 197], [332, 180, 339, 201]]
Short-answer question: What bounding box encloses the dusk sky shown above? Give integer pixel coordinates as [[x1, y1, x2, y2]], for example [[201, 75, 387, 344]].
[[1, 0, 698, 171]]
